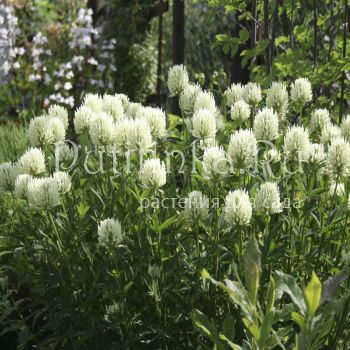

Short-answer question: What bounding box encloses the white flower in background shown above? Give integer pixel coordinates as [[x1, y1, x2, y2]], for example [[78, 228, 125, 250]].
[[228, 129, 257, 171], [128, 119, 153, 152], [114, 119, 132, 152], [341, 115, 350, 141], [254, 182, 282, 215], [0, 162, 20, 193], [140, 107, 167, 139], [263, 149, 281, 164], [320, 124, 341, 145], [193, 91, 216, 114], [179, 83, 202, 116], [230, 100, 250, 123], [167, 65, 189, 96], [53, 171, 72, 194], [202, 145, 229, 180], [309, 109, 331, 134], [89, 113, 115, 146], [83, 93, 103, 111], [28, 116, 54, 147], [242, 82, 262, 107], [63, 82, 73, 91], [283, 126, 310, 161], [27, 177, 60, 210], [266, 81, 289, 118], [74, 106, 94, 134], [326, 138, 350, 178], [127, 102, 143, 119], [140, 158, 166, 189], [184, 191, 209, 222], [192, 109, 216, 140], [14, 174, 32, 199], [304, 143, 326, 166], [253, 107, 279, 141], [48, 105, 69, 130], [98, 218, 123, 248], [329, 182, 345, 197], [18, 148, 46, 176], [224, 189, 252, 227], [290, 78, 312, 109], [102, 94, 124, 121], [225, 83, 243, 107]]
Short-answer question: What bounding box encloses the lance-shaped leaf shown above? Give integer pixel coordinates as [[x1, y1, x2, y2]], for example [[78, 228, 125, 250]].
[[321, 268, 348, 304], [243, 236, 261, 305], [304, 272, 322, 318]]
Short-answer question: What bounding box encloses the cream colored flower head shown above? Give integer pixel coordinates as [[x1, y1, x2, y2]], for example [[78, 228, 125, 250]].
[[253, 107, 279, 141], [98, 218, 123, 248], [225, 83, 243, 107], [128, 118, 154, 152], [290, 78, 312, 109], [266, 81, 288, 118], [140, 158, 166, 189], [140, 107, 167, 139], [283, 126, 310, 161], [230, 100, 250, 123], [27, 177, 60, 210], [18, 148, 46, 176], [309, 109, 331, 134], [184, 191, 209, 222], [53, 171, 72, 194], [228, 129, 257, 171], [242, 82, 262, 107], [192, 109, 216, 140], [102, 94, 124, 121], [48, 105, 69, 130], [254, 182, 282, 215], [224, 189, 252, 227], [202, 145, 229, 180], [194, 91, 217, 114], [14, 174, 32, 199], [167, 65, 189, 96], [179, 83, 202, 117], [89, 112, 115, 146], [0, 162, 20, 193]]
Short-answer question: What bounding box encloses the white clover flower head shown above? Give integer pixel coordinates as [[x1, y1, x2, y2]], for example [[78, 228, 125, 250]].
[[253, 107, 279, 141], [140, 158, 166, 189], [49, 117, 66, 143], [326, 138, 350, 178], [283, 126, 310, 161], [192, 109, 217, 140], [309, 109, 331, 134], [184, 190, 209, 222], [224, 189, 252, 227], [290, 78, 312, 109], [304, 143, 326, 166], [89, 112, 115, 146], [98, 218, 123, 248], [254, 182, 282, 215], [341, 114, 350, 141], [47, 104, 69, 129], [230, 100, 250, 123], [114, 118, 132, 153], [228, 129, 257, 171], [329, 182, 345, 197], [179, 83, 202, 116], [48, 105, 69, 130], [18, 148, 46, 176], [128, 118, 153, 152], [321, 124, 341, 145], [27, 177, 60, 210], [74, 106, 94, 134], [28, 116, 53, 147], [125, 102, 143, 119], [0, 162, 20, 193], [83, 93, 103, 111], [102, 94, 124, 121], [193, 91, 216, 114], [225, 83, 243, 107], [53, 171, 72, 194], [167, 64, 189, 96], [202, 145, 229, 180], [14, 174, 32, 199], [266, 81, 289, 118], [242, 82, 262, 107], [263, 149, 281, 164], [140, 107, 167, 139]]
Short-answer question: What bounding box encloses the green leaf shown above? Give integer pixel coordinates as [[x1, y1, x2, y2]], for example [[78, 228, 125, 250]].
[[243, 318, 260, 340], [304, 272, 322, 318], [291, 312, 307, 331], [243, 236, 261, 305], [192, 309, 221, 345], [275, 271, 307, 316]]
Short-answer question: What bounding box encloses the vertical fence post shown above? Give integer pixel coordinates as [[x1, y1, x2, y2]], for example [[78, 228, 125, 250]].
[[172, 0, 185, 65], [157, 0, 164, 95]]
